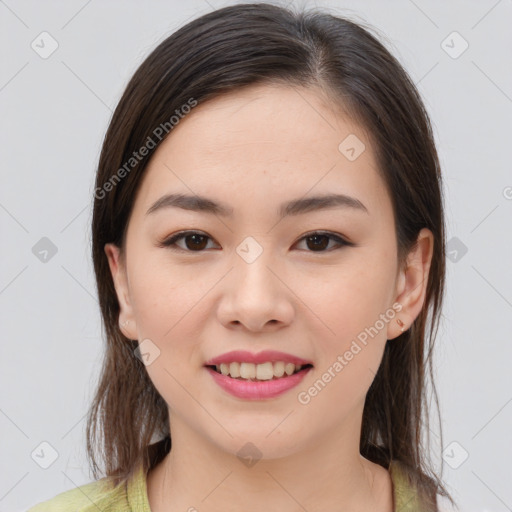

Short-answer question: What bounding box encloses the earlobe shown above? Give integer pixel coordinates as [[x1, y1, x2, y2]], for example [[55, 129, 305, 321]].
[[388, 228, 434, 340], [104, 243, 138, 340]]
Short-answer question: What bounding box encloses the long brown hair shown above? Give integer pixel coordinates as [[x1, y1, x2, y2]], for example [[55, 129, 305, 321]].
[[87, 3, 454, 509]]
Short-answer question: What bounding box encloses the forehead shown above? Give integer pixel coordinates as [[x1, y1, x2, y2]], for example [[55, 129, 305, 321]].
[[133, 84, 390, 220]]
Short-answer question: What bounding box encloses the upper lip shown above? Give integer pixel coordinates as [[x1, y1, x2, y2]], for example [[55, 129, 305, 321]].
[[204, 350, 313, 366]]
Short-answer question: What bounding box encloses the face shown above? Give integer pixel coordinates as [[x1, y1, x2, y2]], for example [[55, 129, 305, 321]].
[[106, 84, 433, 460]]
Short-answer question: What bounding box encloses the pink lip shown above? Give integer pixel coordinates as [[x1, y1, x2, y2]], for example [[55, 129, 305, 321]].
[[204, 350, 312, 366], [205, 365, 312, 400]]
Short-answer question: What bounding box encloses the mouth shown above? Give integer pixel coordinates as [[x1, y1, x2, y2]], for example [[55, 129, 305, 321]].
[[205, 362, 314, 381]]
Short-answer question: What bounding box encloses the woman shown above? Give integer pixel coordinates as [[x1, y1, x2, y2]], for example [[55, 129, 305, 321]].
[[29, 2, 454, 511]]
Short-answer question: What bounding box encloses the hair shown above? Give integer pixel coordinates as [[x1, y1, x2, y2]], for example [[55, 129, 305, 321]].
[[87, 2, 454, 509]]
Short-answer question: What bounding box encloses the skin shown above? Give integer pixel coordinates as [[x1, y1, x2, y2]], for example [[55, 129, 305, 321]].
[[105, 83, 433, 512]]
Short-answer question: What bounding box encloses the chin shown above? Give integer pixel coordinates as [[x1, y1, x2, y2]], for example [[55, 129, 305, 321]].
[[211, 426, 308, 462]]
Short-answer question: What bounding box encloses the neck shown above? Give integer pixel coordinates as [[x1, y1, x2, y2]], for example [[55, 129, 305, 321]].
[[147, 412, 393, 512]]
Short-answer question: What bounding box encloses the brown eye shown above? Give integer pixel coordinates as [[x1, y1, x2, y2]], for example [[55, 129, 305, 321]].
[[305, 234, 330, 251], [160, 231, 217, 251], [182, 233, 209, 250], [295, 231, 351, 252], [160, 230, 352, 253]]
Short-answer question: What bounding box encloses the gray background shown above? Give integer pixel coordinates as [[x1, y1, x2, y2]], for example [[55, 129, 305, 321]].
[[1, 1, 511, 511]]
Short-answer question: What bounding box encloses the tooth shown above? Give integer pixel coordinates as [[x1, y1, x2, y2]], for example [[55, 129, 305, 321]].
[[213, 361, 307, 379], [229, 362, 240, 378], [256, 362, 274, 380], [284, 363, 295, 376], [240, 362, 256, 379], [273, 361, 285, 377]]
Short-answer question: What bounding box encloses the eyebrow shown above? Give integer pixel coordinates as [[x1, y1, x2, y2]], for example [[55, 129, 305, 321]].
[[146, 192, 368, 218]]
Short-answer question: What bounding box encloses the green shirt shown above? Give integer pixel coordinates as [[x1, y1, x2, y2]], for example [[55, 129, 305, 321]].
[[28, 459, 423, 511]]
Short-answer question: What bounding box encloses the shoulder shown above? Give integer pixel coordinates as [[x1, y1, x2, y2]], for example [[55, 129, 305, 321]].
[[26, 476, 129, 512], [389, 459, 429, 512], [27, 449, 155, 512]]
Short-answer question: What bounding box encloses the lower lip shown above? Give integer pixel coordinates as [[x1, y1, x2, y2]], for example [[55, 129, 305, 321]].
[[205, 366, 312, 400]]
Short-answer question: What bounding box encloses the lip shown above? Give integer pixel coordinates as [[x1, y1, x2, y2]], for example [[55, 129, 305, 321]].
[[204, 350, 312, 366], [205, 365, 312, 400]]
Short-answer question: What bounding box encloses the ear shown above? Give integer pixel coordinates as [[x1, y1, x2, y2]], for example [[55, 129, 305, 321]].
[[104, 243, 138, 340], [388, 228, 434, 340]]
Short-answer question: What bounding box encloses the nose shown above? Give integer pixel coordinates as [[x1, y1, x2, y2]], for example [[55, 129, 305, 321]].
[[216, 253, 295, 332]]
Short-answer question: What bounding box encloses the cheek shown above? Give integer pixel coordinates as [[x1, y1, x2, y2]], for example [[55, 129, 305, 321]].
[[128, 254, 209, 338], [298, 279, 390, 416], [308, 258, 394, 342], [302, 250, 396, 402], [126, 264, 212, 407]]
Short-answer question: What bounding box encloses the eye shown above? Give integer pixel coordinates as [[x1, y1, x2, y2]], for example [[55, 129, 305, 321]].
[[294, 231, 353, 252], [158, 231, 219, 251], [159, 230, 353, 253]]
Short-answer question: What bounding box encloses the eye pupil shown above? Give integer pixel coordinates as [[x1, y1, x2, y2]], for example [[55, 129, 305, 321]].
[[186, 234, 208, 250], [307, 234, 329, 251]]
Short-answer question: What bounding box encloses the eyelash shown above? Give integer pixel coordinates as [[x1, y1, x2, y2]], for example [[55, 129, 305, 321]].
[[158, 230, 354, 253]]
